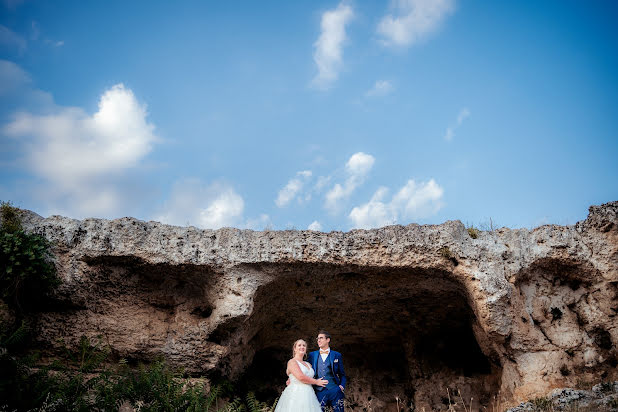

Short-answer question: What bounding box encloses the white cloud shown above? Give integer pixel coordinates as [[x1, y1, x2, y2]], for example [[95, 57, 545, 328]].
[[325, 152, 375, 212], [0, 25, 26, 53], [366, 80, 394, 97], [377, 0, 455, 48], [3, 83, 159, 217], [0, 60, 55, 120], [312, 2, 354, 89], [154, 179, 245, 229], [457, 107, 470, 123], [275, 170, 312, 207], [346, 152, 374, 176], [308, 220, 323, 231], [349, 179, 444, 229], [444, 107, 470, 141], [0, 59, 30, 95], [314, 175, 332, 191], [5, 84, 156, 184]]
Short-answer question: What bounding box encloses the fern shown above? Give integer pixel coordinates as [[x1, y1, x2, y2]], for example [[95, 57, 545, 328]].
[[223, 398, 245, 412], [1, 319, 30, 348]]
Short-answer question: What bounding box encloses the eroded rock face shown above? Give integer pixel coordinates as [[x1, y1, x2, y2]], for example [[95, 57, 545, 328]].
[[16, 202, 618, 411]]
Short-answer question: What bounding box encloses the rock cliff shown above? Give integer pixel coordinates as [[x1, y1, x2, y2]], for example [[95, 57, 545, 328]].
[[16, 201, 618, 411]]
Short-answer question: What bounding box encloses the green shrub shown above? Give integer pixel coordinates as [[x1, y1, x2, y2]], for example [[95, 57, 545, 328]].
[[1, 332, 279, 411], [0, 202, 22, 234], [0, 201, 60, 313]]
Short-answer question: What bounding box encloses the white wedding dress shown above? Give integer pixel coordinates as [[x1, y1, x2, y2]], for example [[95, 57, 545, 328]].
[[274, 360, 322, 412]]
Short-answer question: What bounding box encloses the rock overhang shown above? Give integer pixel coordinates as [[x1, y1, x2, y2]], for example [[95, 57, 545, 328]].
[[10, 201, 618, 410]]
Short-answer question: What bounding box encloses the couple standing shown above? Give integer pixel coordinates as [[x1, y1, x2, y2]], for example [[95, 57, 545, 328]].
[[275, 330, 346, 412]]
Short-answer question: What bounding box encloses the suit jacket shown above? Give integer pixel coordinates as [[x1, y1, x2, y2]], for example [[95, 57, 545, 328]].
[[307, 349, 347, 389]]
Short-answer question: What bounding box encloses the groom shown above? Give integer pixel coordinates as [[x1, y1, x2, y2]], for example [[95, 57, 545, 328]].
[[307, 330, 347, 412]]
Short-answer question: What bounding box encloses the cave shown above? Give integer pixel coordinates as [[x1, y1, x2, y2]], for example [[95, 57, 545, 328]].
[[217, 263, 502, 411]]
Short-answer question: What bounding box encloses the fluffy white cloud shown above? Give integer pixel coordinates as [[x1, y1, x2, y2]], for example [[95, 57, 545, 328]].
[[275, 170, 312, 207], [312, 2, 354, 89], [308, 220, 323, 231], [349, 179, 444, 229], [3, 83, 158, 217], [377, 0, 455, 48], [366, 80, 394, 97], [346, 152, 374, 176], [5, 84, 156, 184], [325, 152, 375, 212], [444, 107, 470, 141], [154, 179, 245, 229]]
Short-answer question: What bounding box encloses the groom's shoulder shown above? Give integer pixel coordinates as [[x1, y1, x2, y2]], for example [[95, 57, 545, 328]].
[[331, 349, 343, 357]]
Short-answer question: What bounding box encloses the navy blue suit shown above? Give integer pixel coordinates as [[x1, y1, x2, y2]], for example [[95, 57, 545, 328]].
[[307, 349, 346, 411]]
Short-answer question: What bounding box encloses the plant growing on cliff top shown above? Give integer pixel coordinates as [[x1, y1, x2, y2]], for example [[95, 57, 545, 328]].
[[0, 201, 60, 313], [467, 227, 479, 239]]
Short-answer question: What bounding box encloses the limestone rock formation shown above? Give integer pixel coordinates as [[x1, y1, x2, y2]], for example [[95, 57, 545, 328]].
[[15, 201, 618, 411]]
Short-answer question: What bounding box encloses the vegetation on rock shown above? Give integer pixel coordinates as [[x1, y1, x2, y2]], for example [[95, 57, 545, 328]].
[[0, 201, 60, 313]]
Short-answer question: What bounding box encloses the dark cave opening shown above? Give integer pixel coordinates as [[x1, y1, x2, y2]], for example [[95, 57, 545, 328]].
[[227, 264, 502, 409]]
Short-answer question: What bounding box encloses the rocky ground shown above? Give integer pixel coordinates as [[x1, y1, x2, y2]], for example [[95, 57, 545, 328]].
[[506, 381, 618, 411]]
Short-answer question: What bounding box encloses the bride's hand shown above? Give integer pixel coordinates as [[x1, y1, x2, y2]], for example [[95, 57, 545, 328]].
[[315, 378, 328, 387]]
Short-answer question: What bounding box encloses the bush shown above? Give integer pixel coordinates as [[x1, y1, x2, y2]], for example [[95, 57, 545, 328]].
[[0, 332, 277, 411], [0, 201, 60, 313], [467, 227, 479, 239]]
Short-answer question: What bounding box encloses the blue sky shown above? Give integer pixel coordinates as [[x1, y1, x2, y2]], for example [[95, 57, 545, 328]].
[[1, 0, 616, 231]]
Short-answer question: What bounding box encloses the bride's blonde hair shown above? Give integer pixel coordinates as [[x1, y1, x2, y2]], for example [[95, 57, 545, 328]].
[[292, 339, 308, 360]]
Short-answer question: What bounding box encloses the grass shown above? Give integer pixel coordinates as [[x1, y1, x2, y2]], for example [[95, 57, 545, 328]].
[[439, 246, 454, 259], [467, 227, 479, 239], [0, 333, 278, 412]]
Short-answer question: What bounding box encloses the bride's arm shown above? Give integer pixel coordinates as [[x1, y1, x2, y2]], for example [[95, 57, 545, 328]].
[[287, 360, 328, 386]]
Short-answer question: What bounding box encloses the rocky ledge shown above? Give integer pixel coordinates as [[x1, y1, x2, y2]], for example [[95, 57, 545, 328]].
[[13, 201, 618, 411]]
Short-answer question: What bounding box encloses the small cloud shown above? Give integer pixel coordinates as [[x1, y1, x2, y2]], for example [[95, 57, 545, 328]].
[[444, 107, 470, 141], [275, 170, 313, 208], [0, 24, 26, 54], [349, 179, 444, 229], [245, 214, 272, 230], [366, 80, 393, 97], [154, 179, 244, 229], [377, 0, 455, 48], [457, 107, 470, 123], [325, 152, 375, 212], [312, 2, 354, 89], [30, 21, 39, 41], [308, 220, 323, 231], [33, 21, 64, 48], [444, 127, 454, 141]]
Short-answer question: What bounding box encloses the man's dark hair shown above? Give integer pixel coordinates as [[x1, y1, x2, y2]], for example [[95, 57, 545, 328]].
[[318, 330, 331, 340]]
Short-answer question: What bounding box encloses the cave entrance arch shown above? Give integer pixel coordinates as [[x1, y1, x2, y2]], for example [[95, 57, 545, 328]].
[[220, 263, 501, 411]]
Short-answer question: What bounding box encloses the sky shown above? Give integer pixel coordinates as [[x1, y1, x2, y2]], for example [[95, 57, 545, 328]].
[[0, 0, 617, 232]]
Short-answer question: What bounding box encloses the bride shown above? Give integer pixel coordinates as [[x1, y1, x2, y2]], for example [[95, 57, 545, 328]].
[[274, 339, 328, 412]]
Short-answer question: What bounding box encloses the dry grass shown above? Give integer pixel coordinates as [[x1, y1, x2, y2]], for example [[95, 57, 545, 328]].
[[467, 227, 480, 239]]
